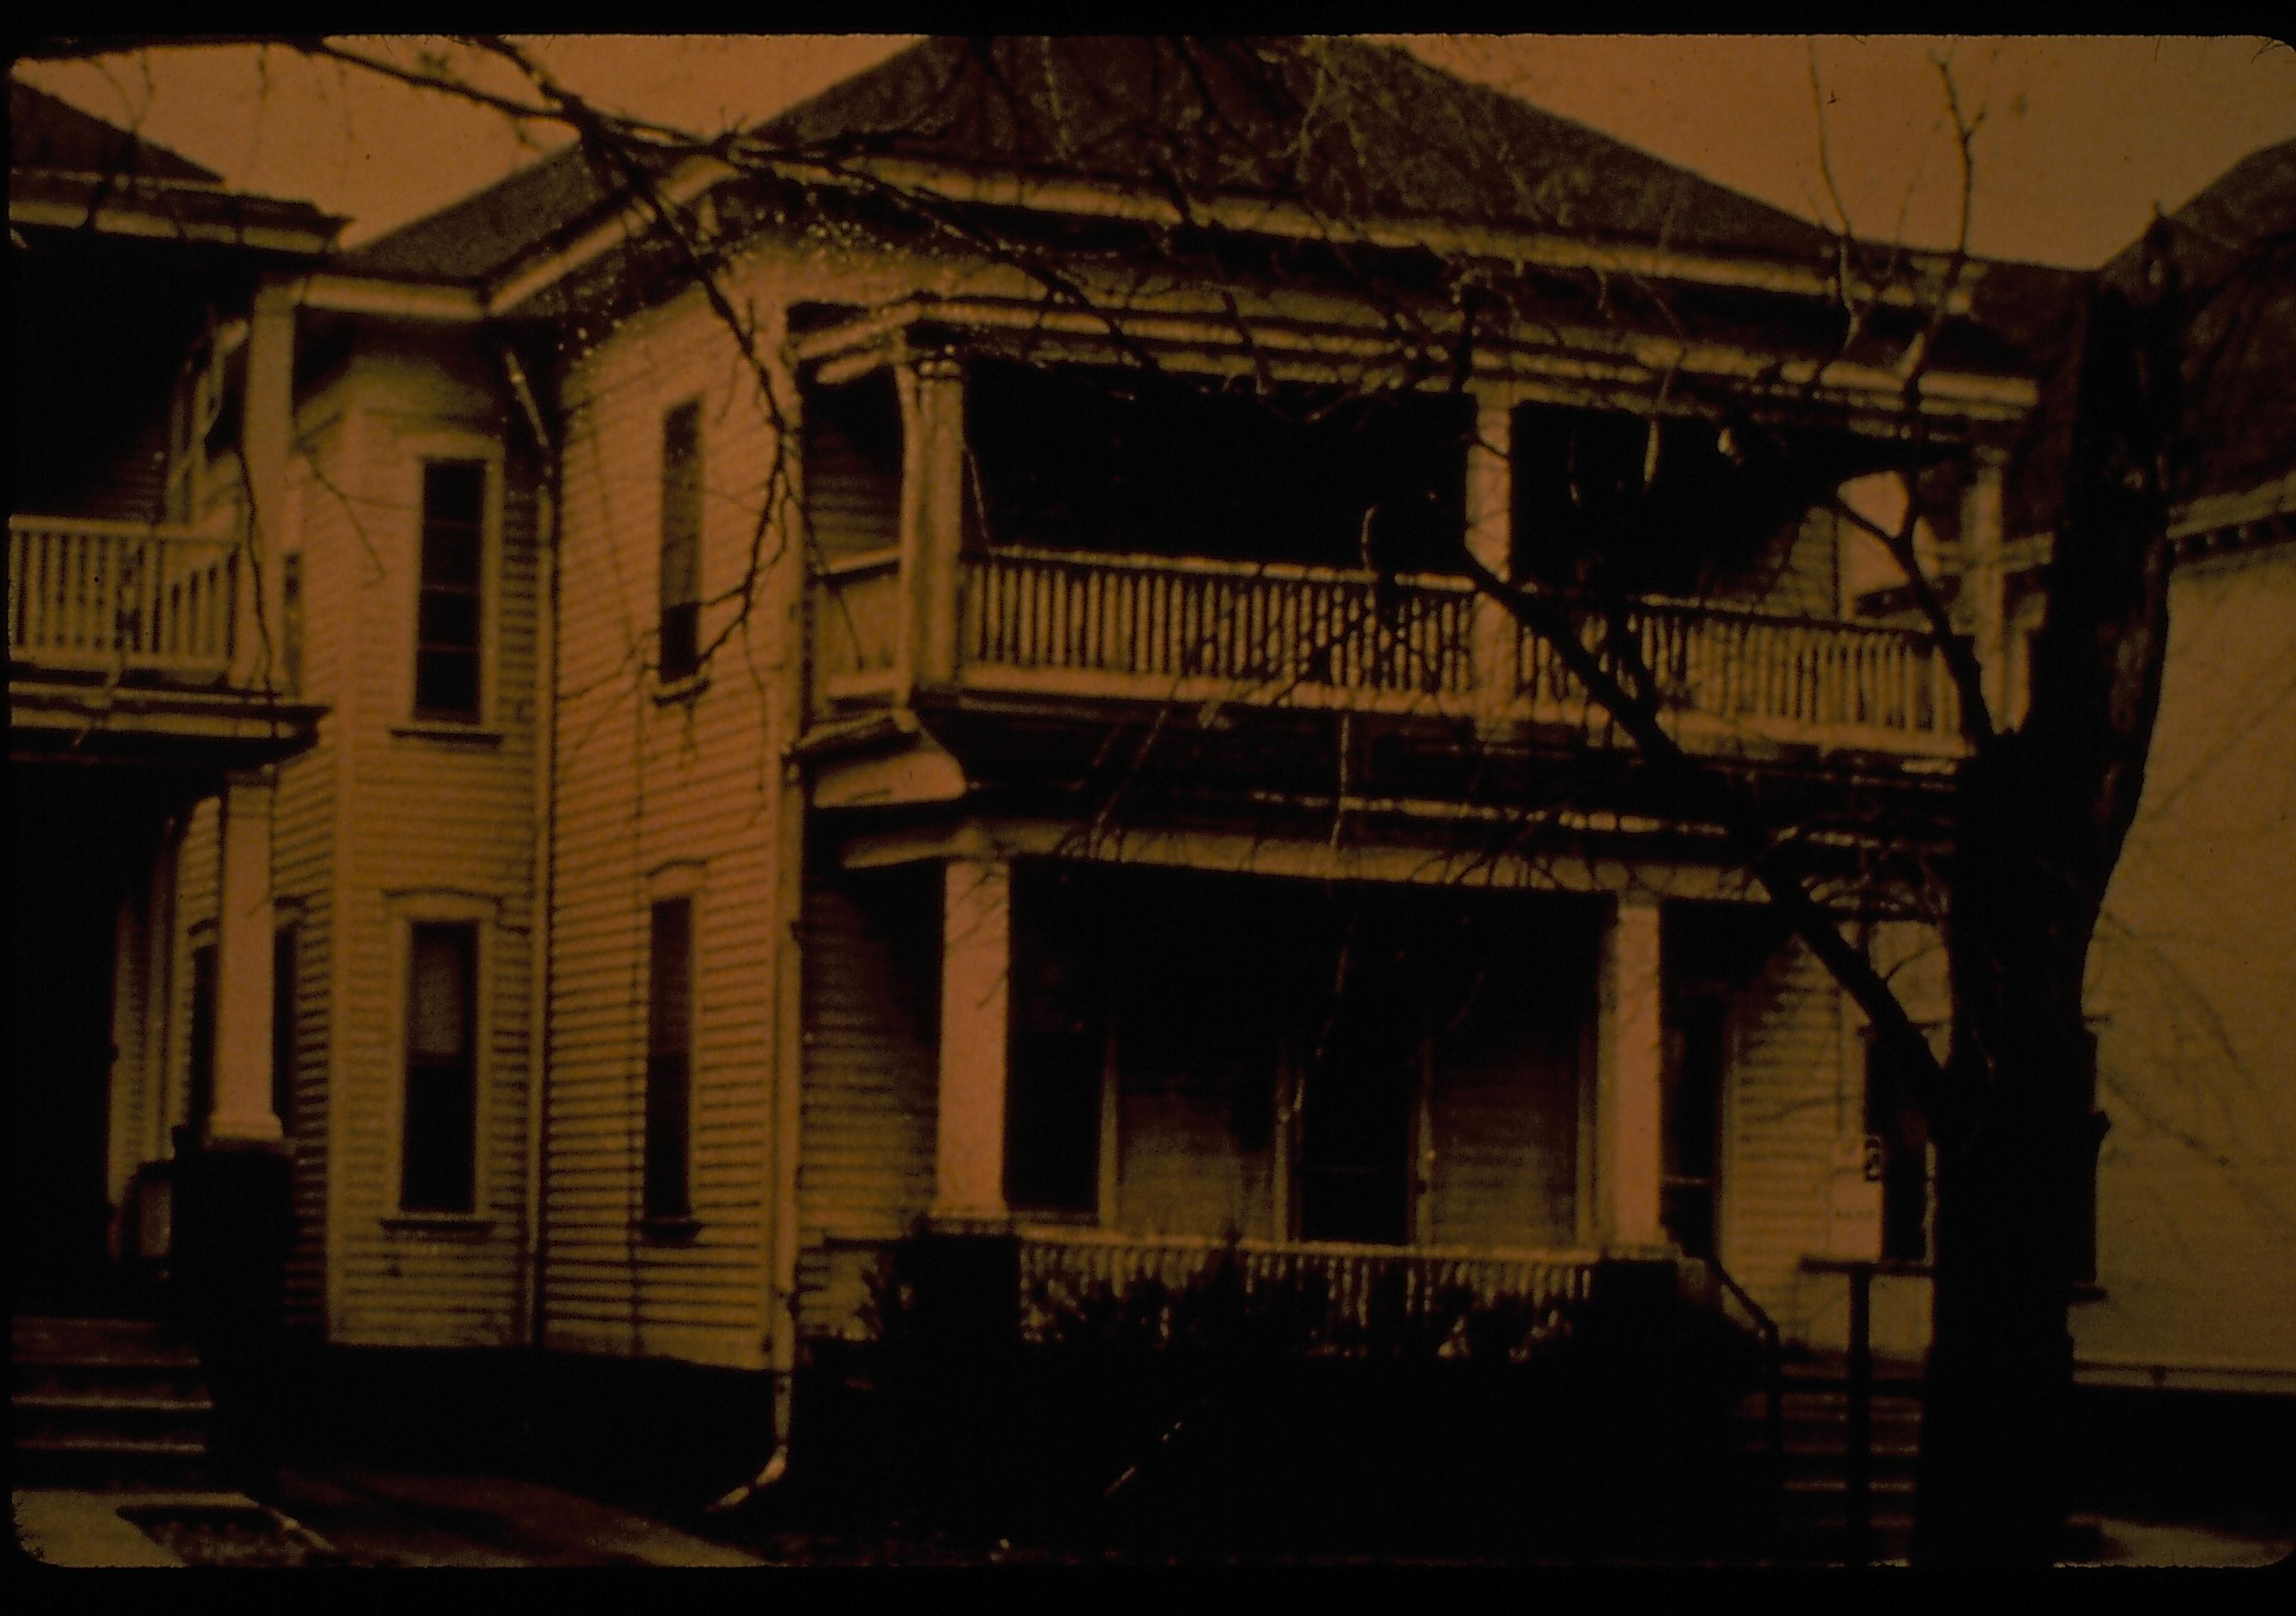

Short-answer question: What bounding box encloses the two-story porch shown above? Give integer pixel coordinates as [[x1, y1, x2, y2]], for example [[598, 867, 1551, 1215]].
[[784, 293, 2008, 1352], [11, 87, 339, 1330], [11, 512, 325, 1315]]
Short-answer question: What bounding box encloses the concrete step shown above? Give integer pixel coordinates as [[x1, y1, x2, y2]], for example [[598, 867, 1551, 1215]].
[[13, 1356, 212, 1398], [13, 1391, 215, 1447], [11, 1313, 197, 1359], [13, 1432, 218, 1491]]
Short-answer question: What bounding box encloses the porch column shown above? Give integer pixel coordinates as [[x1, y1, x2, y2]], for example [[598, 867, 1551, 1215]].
[[934, 856, 1011, 1221], [1959, 448, 2008, 720], [1597, 892, 1665, 1247], [206, 769, 283, 1144], [1465, 395, 1517, 717], [237, 278, 298, 692], [895, 350, 968, 697]]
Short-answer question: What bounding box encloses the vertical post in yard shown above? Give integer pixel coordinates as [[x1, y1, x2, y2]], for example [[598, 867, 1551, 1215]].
[[1847, 1260, 1874, 1566]]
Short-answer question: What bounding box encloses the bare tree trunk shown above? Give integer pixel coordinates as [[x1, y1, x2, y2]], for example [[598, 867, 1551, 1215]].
[[1915, 226, 2180, 1566]]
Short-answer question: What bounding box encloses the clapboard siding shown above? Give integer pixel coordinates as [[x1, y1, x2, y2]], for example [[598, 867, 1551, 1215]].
[[797, 861, 940, 1341], [544, 276, 801, 1371], [1719, 933, 1852, 1341], [256, 344, 546, 1350]]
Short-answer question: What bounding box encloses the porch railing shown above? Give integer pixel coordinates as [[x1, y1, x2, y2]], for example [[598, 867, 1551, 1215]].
[[804, 544, 1972, 756], [962, 546, 1478, 704], [9, 515, 238, 678], [1014, 1226, 1609, 1358], [1516, 598, 1961, 746]]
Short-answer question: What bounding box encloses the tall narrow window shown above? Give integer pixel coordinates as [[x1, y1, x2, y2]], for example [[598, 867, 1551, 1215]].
[[646, 898, 694, 1221], [415, 461, 485, 719], [280, 551, 304, 695], [403, 923, 478, 1213], [1661, 994, 1726, 1261], [658, 402, 702, 683], [186, 943, 218, 1140], [1864, 1033, 1932, 1263], [271, 924, 298, 1135]]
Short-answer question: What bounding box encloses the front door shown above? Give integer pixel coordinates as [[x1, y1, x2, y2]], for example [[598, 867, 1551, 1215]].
[[1298, 936, 1418, 1245], [10, 787, 129, 1313]]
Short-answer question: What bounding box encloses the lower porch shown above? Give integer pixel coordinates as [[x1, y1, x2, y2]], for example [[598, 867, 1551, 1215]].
[[796, 845, 1896, 1354]]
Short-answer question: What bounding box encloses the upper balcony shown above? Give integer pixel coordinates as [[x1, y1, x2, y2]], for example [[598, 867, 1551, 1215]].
[[815, 542, 1964, 763], [9, 515, 321, 765], [793, 299, 1996, 812]]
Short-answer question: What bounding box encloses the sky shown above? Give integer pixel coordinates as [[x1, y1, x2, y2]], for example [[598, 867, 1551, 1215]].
[[15, 35, 2296, 267]]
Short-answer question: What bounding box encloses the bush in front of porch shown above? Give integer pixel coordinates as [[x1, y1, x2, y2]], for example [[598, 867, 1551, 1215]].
[[804, 1232, 1771, 1559]]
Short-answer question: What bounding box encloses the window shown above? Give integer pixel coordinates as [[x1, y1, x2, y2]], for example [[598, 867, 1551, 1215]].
[[1864, 1033, 1932, 1264], [186, 943, 218, 1139], [271, 924, 298, 1134], [1004, 870, 1105, 1213], [415, 460, 486, 719], [402, 922, 478, 1213], [1661, 994, 1727, 1262], [280, 551, 304, 695], [658, 402, 702, 683], [645, 898, 695, 1221]]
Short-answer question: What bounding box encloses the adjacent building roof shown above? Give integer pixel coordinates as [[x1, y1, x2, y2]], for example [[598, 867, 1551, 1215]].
[[9, 80, 218, 183], [9, 78, 345, 255]]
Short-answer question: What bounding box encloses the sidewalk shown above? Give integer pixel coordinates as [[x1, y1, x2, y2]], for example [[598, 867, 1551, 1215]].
[[17, 1472, 2287, 1567], [15, 1463, 765, 1568]]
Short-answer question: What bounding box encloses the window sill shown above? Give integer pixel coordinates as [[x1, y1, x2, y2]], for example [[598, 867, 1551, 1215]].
[[651, 674, 711, 707], [638, 1215, 702, 1245], [382, 1213, 496, 1239], [392, 721, 504, 747]]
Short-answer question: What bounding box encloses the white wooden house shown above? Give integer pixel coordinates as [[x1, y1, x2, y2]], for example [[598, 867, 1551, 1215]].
[[12, 45, 2290, 1495]]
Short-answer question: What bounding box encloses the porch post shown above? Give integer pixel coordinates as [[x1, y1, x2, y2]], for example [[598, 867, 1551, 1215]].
[[1597, 892, 1665, 1247], [206, 769, 283, 1144], [934, 856, 1011, 1221], [237, 278, 298, 692], [1960, 448, 2008, 720], [895, 349, 968, 698], [1465, 394, 1516, 717]]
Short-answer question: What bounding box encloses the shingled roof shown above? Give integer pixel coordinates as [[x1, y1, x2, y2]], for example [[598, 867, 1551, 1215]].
[[753, 36, 1840, 259], [339, 35, 1845, 285], [10, 80, 220, 183], [2129, 138, 2296, 510]]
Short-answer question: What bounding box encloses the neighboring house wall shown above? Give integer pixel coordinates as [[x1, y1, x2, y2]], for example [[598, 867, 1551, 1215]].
[[2082, 534, 2296, 1386]]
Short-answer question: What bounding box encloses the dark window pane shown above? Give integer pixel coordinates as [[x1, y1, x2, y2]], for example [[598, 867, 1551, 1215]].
[[1004, 870, 1103, 1212], [646, 899, 694, 1219], [424, 461, 485, 527], [420, 526, 481, 588], [403, 924, 477, 1213], [644, 1053, 691, 1221], [417, 460, 485, 718], [418, 592, 482, 649], [272, 926, 298, 1133], [415, 650, 480, 719], [660, 403, 703, 681], [659, 601, 699, 685], [187, 944, 217, 1137]]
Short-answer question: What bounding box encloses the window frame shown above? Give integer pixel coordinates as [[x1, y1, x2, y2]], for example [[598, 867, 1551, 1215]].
[[384, 894, 497, 1223], [402, 439, 503, 728]]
